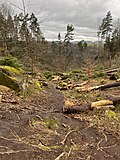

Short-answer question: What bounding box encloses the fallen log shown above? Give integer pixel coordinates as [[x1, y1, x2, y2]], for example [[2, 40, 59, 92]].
[[63, 97, 120, 114], [105, 68, 119, 74], [63, 104, 91, 113], [77, 81, 120, 92]]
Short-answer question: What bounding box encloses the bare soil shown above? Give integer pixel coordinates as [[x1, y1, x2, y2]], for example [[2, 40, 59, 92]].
[[0, 82, 120, 160]]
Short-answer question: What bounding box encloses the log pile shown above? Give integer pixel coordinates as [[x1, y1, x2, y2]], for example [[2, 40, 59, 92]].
[[63, 97, 120, 114]]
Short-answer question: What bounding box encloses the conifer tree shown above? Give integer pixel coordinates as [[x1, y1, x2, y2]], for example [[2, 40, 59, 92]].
[[99, 11, 113, 40]]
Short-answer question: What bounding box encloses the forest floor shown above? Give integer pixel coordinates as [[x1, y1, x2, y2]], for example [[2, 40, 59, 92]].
[[0, 69, 120, 160]]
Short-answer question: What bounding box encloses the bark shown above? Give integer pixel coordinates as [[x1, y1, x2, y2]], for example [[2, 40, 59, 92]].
[[63, 103, 91, 114]]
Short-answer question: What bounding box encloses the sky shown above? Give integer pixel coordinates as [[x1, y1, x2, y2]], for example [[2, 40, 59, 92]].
[[2, 0, 120, 41]]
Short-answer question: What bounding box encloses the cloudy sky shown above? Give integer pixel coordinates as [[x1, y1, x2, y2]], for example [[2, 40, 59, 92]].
[[3, 0, 120, 41]]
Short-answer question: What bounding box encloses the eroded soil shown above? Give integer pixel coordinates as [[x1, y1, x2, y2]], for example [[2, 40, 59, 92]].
[[0, 82, 120, 160]]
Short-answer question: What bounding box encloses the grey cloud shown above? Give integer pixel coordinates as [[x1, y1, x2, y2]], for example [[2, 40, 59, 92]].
[[4, 0, 120, 41]]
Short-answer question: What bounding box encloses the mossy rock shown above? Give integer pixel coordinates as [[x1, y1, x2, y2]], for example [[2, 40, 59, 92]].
[[0, 72, 20, 91]]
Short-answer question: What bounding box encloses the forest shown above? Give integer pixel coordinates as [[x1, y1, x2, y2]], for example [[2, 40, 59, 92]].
[[0, 3, 120, 72], [0, 2, 120, 160]]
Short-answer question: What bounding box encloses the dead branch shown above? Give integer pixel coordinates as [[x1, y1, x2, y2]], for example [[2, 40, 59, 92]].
[[97, 132, 107, 151], [54, 152, 66, 160], [1, 100, 18, 104], [67, 146, 73, 157]]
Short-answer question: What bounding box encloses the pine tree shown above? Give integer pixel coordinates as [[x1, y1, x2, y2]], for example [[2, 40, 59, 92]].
[[99, 11, 113, 52], [78, 40, 87, 52], [58, 32, 62, 55], [6, 13, 14, 39], [64, 24, 74, 44], [99, 11, 113, 40]]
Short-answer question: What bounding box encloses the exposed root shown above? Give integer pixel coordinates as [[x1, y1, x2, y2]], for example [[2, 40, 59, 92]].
[[97, 131, 117, 158], [97, 131, 107, 151], [61, 130, 77, 145]]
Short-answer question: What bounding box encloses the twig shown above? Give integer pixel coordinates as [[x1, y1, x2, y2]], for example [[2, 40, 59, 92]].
[[67, 146, 73, 157], [54, 152, 66, 160], [61, 130, 77, 145], [102, 143, 117, 149], [0, 149, 36, 155], [25, 0, 32, 8], [96, 131, 116, 158], [6, 0, 24, 11], [97, 131, 107, 150], [86, 155, 91, 160], [1, 100, 18, 104]]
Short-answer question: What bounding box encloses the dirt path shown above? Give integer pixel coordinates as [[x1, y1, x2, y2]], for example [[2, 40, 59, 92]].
[[0, 84, 120, 160]]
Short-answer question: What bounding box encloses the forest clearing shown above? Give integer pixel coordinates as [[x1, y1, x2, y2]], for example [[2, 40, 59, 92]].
[[0, 1, 120, 160]]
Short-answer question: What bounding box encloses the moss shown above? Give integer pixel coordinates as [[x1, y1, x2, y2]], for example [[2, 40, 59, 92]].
[[38, 144, 60, 151], [0, 72, 20, 91], [44, 118, 59, 130]]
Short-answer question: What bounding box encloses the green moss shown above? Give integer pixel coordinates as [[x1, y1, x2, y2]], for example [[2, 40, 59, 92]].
[[44, 118, 59, 130], [38, 144, 60, 151]]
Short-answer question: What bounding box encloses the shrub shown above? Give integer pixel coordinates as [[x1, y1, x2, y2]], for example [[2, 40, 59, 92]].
[[0, 55, 22, 69], [93, 71, 105, 78]]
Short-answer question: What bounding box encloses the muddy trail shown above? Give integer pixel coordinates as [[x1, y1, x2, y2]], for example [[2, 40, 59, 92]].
[[0, 83, 120, 160]]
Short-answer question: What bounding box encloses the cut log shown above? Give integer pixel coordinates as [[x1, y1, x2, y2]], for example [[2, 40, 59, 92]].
[[63, 97, 120, 114], [63, 103, 91, 114], [91, 100, 113, 108], [0, 72, 20, 91], [78, 82, 120, 92], [105, 68, 119, 74], [93, 105, 115, 110]]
